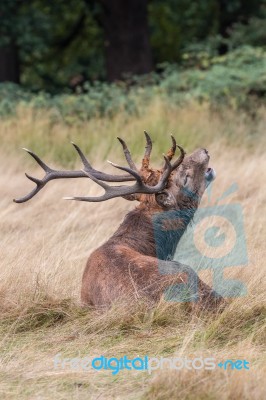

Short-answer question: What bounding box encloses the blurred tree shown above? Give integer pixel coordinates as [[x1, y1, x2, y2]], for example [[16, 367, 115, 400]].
[[19, 0, 104, 91], [0, 0, 21, 83], [228, 4, 266, 49], [0, 0, 264, 91], [217, 0, 264, 54], [0, 0, 104, 91], [0, 43, 20, 83], [0, 0, 153, 87], [98, 0, 153, 81], [148, 0, 219, 64]]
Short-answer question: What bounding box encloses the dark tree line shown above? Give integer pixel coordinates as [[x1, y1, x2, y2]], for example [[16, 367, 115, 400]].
[[0, 0, 264, 91]]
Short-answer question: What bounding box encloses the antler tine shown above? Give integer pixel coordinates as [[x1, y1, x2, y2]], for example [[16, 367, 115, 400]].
[[64, 164, 143, 203], [71, 142, 92, 169], [144, 131, 152, 158], [13, 148, 53, 203], [14, 137, 184, 204], [160, 154, 173, 183], [117, 137, 138, 171], [142, 131, 152, 169], [14, 174, 46, 203], [22, 148, 52, 173], [63, 154, 173, 203], [13, 144, 135, 203], [107, 160, 142, 184], [71, 141, 134, 181], [166, 135, 177, 161], [171, 145, 186, 170], [162, 137, 185, 172]]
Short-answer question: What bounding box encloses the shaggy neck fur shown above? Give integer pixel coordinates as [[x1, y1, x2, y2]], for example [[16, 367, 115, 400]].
[[109, 203, 196, 260]]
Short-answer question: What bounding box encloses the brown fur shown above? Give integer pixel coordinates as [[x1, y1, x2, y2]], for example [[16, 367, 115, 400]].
[[81, 148, 225, 311]]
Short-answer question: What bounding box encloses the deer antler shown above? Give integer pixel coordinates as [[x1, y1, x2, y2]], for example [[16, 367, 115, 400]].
[[14, 133, 185, 203], [162, 135, 185, 172], [116, 137, 138, 171], [63, 141, 185, 203], [64, 155, 175, 202], [166, 135, 176, 161], [13, 143, 135, 203], [141, 130, 153, 170]]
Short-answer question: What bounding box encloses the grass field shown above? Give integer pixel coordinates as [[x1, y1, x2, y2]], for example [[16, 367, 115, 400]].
[[0, 100, 265, 399]]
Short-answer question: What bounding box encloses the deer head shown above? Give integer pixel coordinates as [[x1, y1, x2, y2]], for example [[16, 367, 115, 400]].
[[13, 132, 216, 211], [155, 147, 216, 211]]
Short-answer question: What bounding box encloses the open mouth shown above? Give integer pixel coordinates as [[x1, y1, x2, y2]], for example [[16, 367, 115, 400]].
[[205, 167, 216, 184]]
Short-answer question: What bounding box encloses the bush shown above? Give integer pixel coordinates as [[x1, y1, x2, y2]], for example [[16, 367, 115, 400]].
[[0, 46, 265, 122]]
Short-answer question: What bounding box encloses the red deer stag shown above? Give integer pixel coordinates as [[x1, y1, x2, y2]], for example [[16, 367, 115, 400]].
[[14, 132, 224, 311]]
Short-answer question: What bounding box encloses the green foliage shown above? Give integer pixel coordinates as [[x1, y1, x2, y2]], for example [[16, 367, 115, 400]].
[[0, 0, 104, 91], [0, 46, 265, 121], [161, 46, 266, 107], [1, 0, 265, 91], [149, 0, 219, 64], [227, 3, 266, 49]]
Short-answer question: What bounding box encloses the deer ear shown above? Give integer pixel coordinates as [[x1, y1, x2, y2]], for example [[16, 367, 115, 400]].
[[155, 191, 176, 209]]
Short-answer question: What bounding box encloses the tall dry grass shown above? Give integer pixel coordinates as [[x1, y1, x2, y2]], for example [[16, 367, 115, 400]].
[[0, 101, 265, 399]]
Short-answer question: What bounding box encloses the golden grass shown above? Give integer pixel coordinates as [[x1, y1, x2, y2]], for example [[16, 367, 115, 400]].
[[1, 99, 265, 165], [0, 101, 265, 399]]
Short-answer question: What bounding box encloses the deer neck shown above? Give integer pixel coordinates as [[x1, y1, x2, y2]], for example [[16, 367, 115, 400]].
[[109, 205, 195, 260]]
